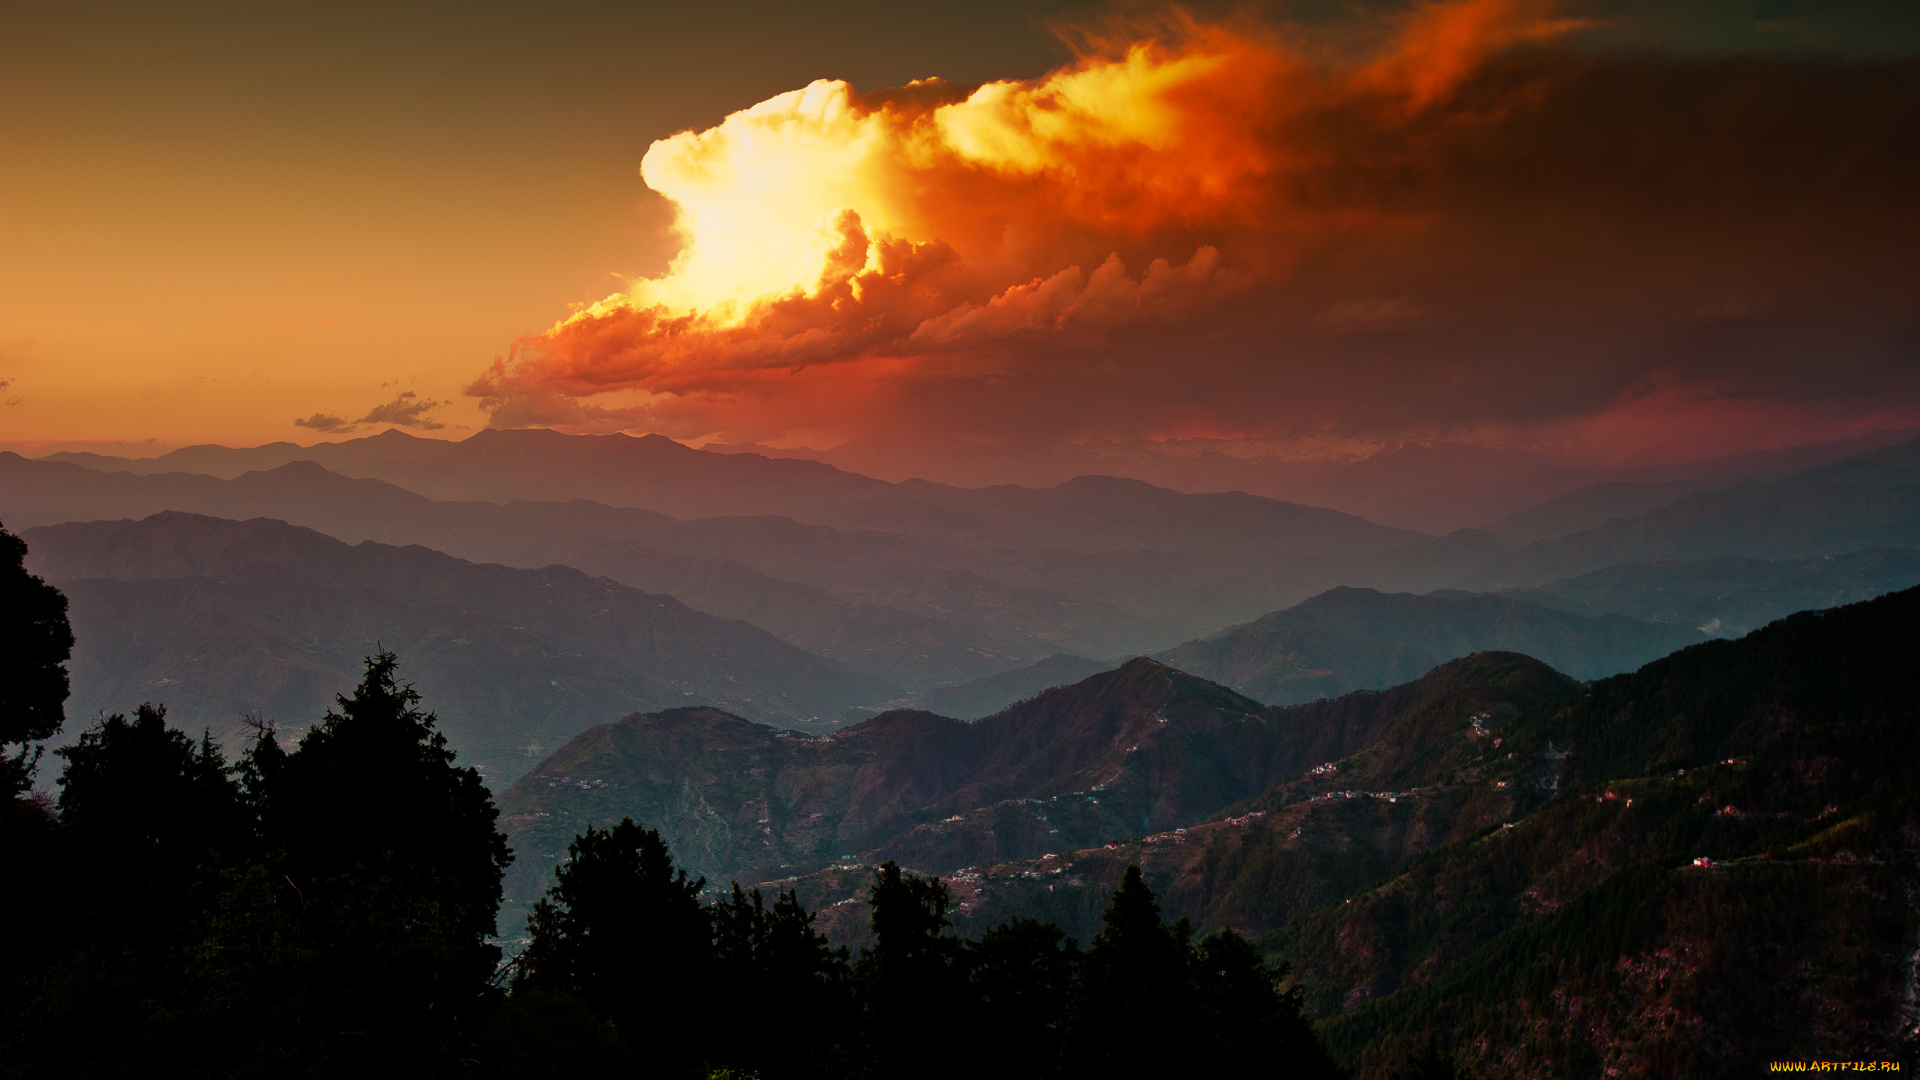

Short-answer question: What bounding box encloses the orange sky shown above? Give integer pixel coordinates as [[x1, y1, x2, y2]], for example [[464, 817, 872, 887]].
[[4, 0, 1918, 468]]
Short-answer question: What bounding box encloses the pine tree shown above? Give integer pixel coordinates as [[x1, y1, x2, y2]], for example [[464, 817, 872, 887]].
[[208, 650, 513, 1072], [966, 917, 1079, 1077], [1064, 864, 1195, 1079], [855, 861, 968, 1078], [515, 817, 712, 1077], [0, 523, 72, 796], [55, 705, 248, 944], [710, 883, 849, 1079], [1191, 928, 1342, 1079]]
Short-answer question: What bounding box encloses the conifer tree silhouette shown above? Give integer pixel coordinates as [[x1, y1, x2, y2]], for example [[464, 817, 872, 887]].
[[0, 523, 72, 795]]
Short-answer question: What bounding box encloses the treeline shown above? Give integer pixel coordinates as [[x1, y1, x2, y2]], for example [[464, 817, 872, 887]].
[[0, 525, 1340, 1079], [512, 821, 1340, 1080], [0, 656, 508, 1077], [0, 657, 1338, 1079]]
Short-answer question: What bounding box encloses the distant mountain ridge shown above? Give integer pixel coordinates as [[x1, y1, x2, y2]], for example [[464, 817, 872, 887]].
[[1156, 622, 1437, 706], [40, 428, 1438, 556], [24, 513, 896, 783], [1496, 548, 1920, 637], [0, 453, 1513, 684], [1157, 585, 1701, 703], [1476, 452, 1920, 586], [0, 455, 1144, 686], [909, 654, 1117, 720]]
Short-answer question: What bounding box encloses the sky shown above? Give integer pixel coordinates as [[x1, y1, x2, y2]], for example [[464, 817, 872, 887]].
[[3, 0, 1917, 472]]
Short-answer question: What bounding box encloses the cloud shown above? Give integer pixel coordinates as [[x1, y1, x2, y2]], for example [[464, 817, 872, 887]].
[[293, 412, 355, 433], [357, 391, 446, 430], [294, 391, 448, 435], [467, 0, 1920, 462]]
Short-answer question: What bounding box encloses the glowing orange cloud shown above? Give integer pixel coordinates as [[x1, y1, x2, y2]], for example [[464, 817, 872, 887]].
[[468, 0, 1920, 457], [470, 3, 1561, 433]]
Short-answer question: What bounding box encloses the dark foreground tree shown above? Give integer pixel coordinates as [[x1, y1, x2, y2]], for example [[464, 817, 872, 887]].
[[1390, 1038, 1469, 1080], [205, 650, 514, 1072], [0, 522, 72, 796], [1193, 926, 1343, 1079], [854, 861, 970, 1079], [710, 883, 850, 1079], [1065, 863, 1341, 1080], [515, 817, 712, 1077], [1065, 864, 1197, 1079], [56, 705, 249, 944], [966, 916, 1081, 1077]]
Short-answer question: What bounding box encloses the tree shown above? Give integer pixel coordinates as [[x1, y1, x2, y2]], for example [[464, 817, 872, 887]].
[[55, 705, 248, 942], [1191, 928, 1342, 1079], [207, 650, 513, 1072], [710, 883, 849, 1079], [516, 816, 711, 1077], [0, 523, 73, 796], [854, 861, 969, 1078], [966, 917, 1080, 1078], [1064, 864, 1196, 1079]]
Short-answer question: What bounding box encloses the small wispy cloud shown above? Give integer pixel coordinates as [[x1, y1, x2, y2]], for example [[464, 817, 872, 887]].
[[358, 391, 446, 430], [294, 412, 356, 433], [293, 391, 447, 435]]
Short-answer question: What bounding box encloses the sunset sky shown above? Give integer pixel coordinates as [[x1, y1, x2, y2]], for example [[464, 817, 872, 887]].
[[4, 0, 1917, 472]]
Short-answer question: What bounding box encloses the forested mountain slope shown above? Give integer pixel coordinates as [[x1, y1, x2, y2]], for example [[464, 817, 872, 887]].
[[499, 654, 1579, 906], [883, 585, 1920, 1076]]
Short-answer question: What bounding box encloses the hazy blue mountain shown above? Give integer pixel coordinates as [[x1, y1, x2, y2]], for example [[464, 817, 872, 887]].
[[0, 454, 1143, 686], [1158, 586, 1701, 701], [910, 654, 1117, 719], [1, 453, 1515, 682], [1157, 623, 1439, 706], [41, 427, 1438, 556], [1495, 548, 1920, 636], [1482, 475, 1764, 548], [24, 513, 898, 784], [1472, 445, 1920, 586]]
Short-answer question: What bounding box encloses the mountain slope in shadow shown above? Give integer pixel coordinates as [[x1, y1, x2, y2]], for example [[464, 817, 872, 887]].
[[497, 652, 1579, 904], [915, 586, 1920, 1076]]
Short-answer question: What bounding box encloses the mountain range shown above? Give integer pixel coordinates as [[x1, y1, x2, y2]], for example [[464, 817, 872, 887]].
[[12, 423, 1920, 1074], [23, 513, 895, 784], [715, 586, 1919, 1074], [496, 652, 1582, 906], [0, 450, 1522, 675], [1156, 586, 1701, 704], [1496, 547, 1920, 637], [909, 654, 1116, 720]]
